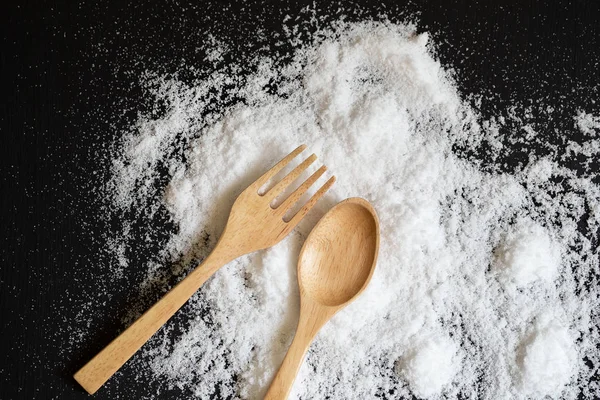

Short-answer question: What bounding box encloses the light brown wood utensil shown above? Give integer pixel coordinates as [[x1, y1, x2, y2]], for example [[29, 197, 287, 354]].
[[74, 145, 335, 395], [264, 197, 379, 400]]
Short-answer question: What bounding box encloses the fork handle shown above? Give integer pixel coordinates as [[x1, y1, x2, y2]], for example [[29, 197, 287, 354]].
[[73, 245, 234, 394]]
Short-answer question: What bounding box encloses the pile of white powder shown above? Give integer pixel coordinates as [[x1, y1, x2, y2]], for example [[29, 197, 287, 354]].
[[96, 20, 599, 399]]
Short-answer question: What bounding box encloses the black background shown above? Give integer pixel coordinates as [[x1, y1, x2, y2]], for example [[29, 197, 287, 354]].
[[1, 0, 599, 399]]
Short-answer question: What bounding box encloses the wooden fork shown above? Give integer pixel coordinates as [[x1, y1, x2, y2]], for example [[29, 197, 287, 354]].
[[74, 145, 335, 394]]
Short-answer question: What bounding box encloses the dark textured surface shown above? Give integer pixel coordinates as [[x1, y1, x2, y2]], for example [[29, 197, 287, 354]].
[[1, 0, 599, 399]]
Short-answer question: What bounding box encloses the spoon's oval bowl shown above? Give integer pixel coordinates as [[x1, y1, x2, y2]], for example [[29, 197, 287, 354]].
[[299, 198, 379, 307]]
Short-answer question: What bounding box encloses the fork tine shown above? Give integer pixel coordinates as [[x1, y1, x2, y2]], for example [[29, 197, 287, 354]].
[[255, 145, 307, 189], [266, 154, 317, 199], [285, 176, 336, 225], [277, 165, 327, 212]]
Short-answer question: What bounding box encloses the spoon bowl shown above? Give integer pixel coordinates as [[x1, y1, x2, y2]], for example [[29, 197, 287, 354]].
[[299, 200, 379, 307], [265, 197, 379, 400]]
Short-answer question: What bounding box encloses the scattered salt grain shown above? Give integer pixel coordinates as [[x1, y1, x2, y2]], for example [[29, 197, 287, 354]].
[[575, 110, 600, 136], [93, 19, 600, 400]]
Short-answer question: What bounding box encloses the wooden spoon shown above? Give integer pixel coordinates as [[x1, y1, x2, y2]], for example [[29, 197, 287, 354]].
[[264, 197, 380, 400]]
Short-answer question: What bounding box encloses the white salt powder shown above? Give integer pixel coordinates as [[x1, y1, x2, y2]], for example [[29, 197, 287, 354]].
[[517, 313, 578, 398], [396, 335, 459, 398], [493, 218, 561, 289], [95, 19, 600, 399]]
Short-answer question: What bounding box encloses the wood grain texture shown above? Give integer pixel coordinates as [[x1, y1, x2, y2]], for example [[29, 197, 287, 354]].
[[264, 198, 379, 400], [73, 145, 335, 394]]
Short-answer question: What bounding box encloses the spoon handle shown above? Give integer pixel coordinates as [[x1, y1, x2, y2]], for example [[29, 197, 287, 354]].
[[264, 327, 313, 400], [265, 301, 332, 400]]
